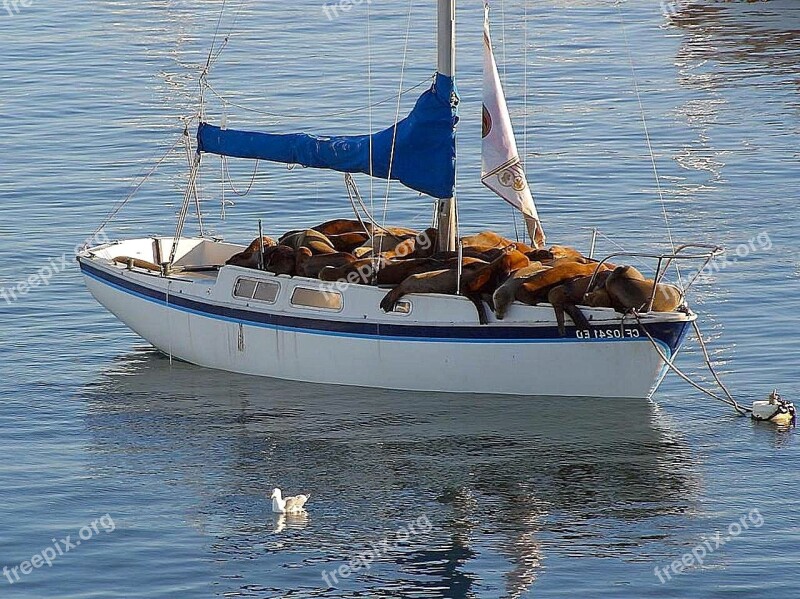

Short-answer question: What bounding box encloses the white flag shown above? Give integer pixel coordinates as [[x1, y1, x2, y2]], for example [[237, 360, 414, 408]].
[[481, 6, 545, 248]]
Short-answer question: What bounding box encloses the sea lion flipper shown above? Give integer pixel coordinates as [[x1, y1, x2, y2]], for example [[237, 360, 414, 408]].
[[564, 303, 590, 333], [553, 303, 567, 336], [465, 293, 489, 325], [380, 287, 403, 312]]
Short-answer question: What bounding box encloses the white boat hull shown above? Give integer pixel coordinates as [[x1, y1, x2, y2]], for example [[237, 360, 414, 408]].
[[78, 238, 693, 399]]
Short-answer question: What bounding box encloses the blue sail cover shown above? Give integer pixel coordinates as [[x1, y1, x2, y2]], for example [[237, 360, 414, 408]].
[[197, 73, 458, 199]]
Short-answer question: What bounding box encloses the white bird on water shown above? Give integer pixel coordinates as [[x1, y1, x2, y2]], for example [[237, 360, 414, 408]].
[[270, 487, 310, 514]]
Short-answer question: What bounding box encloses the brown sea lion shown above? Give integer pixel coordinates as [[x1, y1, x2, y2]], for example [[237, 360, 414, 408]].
[[584, 288, 614, 309], [467, 249, 531, 309], [225, 249, 261, 269], [512, 241, 535, 254], [279, 229, 337, 255], [319, 258, 375, 284], [411, 228, 439, 259], [380, 226, 419, 237], [546, 271, 613, 336], [327, 231, 371, 253], [359, 232, 412, 254], [380, 252, 518, 324], [526, 249, 555, 263], [549, 245, 585, 262], [379, 266, 490, 324], [603, 266, 683, 313], [607, 265, 646, 282], [516, 261, 613, 308], [243, 236, 277, 254], [295, 248, 357, 279], [312, 219, 368, 236], [492, 262, 551, 319], [263, 245, 297, 276], [461, 231, 515, 252]]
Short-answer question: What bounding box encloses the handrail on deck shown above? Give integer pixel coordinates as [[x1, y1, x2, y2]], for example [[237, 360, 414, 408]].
[[585, 243, 724, 312]]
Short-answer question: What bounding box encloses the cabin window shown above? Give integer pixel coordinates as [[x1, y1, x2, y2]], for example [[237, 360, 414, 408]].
[[253, 281, 279, 303], [234, 278, 279, 303], [392, 300, 412, 315], [233, 278, 257, 299], [290, 287, 343, 311]]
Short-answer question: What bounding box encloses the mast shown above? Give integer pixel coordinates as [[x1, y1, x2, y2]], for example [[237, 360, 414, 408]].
[[436, 0, 458, 252]]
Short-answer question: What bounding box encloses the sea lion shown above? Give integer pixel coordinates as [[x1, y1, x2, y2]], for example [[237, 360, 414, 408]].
[[225, 249, 261, 269], [279, 229, 337, 255], [243, 236, 277, 254], [466, 248, 531, 311], [461, 231, 515, 252], [295, 248, 357, 279], [326, 231, 371, 253], [319, 258, 376, 285], [492, 262, 551, 319], [379, 253, 517, 324], [584, 288, 614, 309], [546, 271, 613, 335], [359, 232, 412, 254], [549, 245, 585, 262], [379, 267, 490, 324], [313, 218, 368, 236], [515, 261, 613, 308], [263, 245, 297, 276], [380, 225, 419, 237], [603, 266, 683, 313], [526, 249, 555, 263]]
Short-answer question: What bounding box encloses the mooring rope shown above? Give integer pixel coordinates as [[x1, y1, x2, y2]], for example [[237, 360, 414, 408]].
[[634, 312, 750, 415]]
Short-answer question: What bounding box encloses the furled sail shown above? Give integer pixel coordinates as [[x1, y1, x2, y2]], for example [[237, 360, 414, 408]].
[[480, 7, 545, 248], [197, 73, 458, 199]]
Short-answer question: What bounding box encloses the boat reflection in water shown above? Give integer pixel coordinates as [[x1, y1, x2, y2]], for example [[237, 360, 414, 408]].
[[82, 350, 699, 598]]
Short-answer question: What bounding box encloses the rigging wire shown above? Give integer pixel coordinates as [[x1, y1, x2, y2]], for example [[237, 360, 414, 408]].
[[615, 1, 684, 289], [90, 132, 187, 240], [498, 0, 520, 243], [378, 0, 416, 259], [522, 0, 531, 245], [204, 0, 228, 75], [366, 0, 376, 250], [178, 120, 205, 236]]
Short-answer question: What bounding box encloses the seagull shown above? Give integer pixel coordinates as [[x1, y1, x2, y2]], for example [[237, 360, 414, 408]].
[[270, 487, 310, 514]]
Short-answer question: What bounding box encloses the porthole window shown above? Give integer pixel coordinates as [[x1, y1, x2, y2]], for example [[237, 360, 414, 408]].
[[392, 300, 412, 314], [290, 287, 343, 311]]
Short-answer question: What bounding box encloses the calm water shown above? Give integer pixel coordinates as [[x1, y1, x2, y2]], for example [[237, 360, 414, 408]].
[[1, 1, 799, 597]]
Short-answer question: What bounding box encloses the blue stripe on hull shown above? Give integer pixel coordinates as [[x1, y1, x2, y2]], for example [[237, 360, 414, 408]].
[[79, 260, 689, 353]]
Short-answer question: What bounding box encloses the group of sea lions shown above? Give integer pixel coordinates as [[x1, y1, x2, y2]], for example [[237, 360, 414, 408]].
[[225, 219, 684, 333]]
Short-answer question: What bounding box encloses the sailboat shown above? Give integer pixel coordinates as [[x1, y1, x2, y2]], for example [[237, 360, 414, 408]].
[[78, 1, 720, 399]]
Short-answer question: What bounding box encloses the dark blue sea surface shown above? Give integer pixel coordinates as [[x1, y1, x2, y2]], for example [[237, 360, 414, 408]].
[[1, 1, 798, 597]]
